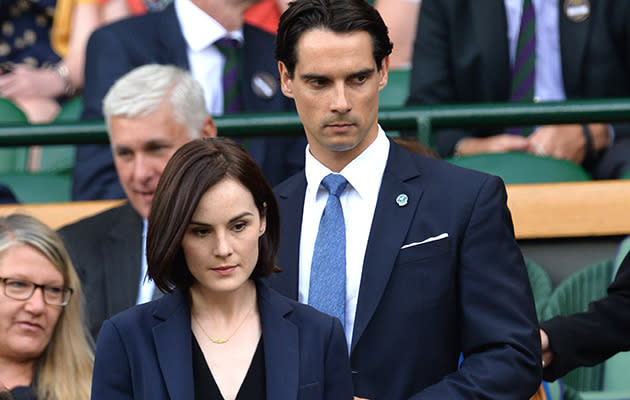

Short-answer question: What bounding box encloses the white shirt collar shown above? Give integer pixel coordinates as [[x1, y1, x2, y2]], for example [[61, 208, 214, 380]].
[[305, 125, 390, 199], [175, 0, 243, 52]]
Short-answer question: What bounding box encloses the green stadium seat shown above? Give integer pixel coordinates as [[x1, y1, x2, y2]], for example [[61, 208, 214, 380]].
[[380, 68, 410, 108], [0, 172, 72, 203], [0, 97, 29, 173], [446, 152, 591, 184], [525, 258, 552, 322]]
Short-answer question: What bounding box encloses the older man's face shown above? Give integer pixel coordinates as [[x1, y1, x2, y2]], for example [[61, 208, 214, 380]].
[[109, 101, 192, 220]]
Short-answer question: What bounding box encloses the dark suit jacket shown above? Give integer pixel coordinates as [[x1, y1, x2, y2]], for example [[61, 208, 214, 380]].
[[73, 4, 305, 200], [91, 281, 353, 400], [541, 252, 630, 381], [270, 140, 542, 399], [0, 184, 18, 204], [407, 0, 630, 157], [58, 203, 143, 339]]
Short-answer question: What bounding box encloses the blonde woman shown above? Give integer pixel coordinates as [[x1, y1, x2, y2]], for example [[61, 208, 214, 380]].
[[0, 214, 93, 400]]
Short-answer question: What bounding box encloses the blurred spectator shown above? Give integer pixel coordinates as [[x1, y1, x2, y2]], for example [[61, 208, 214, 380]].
[[59, 64, 216, 339], [0, 185, 18, 204], [73, 0, 303, 201], [0, 213, 93, 400], [0, 0, 134, 123], [243, 0, 288, 34], [407, 0, 630, 180], [374, 0, 421, 70]]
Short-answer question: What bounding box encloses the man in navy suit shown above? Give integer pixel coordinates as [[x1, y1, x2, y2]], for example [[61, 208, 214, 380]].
[[269, 0, 541, 398], [407, 0, 630, 179], [73, 0, 305, 200]]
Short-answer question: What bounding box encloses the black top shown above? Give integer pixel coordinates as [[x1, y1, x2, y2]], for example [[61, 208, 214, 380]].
[[192, 335, 266, 400], [8, 385, 36, 400]]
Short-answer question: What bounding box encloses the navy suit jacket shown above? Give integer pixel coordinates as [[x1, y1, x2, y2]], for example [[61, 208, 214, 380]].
[[541, 252, 630, 381], [270, 140, 542, 399], [74, 4, 305, 200], [91, 281, 353, 400], [408, 0, 630, 158]]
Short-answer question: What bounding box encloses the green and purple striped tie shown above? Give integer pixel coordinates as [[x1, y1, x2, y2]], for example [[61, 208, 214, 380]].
[[509, 0, 536, 135], [215, 37, 243, 114]]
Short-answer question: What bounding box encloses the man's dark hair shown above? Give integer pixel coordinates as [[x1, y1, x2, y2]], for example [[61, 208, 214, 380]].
[[275, 0, 393, 77]]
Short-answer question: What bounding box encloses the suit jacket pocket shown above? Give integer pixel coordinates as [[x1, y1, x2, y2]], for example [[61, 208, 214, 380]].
[[298, 382, 322, 400], [396, 237, 451, 265]]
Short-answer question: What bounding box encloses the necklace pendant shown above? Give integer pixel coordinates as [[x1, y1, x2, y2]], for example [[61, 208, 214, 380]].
[[210, 337, 229, 344]]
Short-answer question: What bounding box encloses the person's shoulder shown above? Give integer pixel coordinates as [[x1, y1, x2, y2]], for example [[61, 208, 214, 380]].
[[260, 283, 337, 329], [273, 170, 306, 195], [58, 203, 136, 238]]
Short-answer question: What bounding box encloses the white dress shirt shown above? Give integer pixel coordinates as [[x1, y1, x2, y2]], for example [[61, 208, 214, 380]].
[[136, 219, 157, 304], [504, 0, 566, 102], [175, 0, 243, 115], [299, 126, 390, 347]]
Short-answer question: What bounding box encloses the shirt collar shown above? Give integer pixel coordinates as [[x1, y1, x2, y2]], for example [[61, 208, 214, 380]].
[[175, 0, 244, 52], [305, 125, 390, 199]]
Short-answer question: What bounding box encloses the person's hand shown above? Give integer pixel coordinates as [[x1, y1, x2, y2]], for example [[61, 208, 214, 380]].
[[454, 134, 530, 156], [540, 328, 553, 368], [0, 64, 66, 99], [527, 124, 587, 163]]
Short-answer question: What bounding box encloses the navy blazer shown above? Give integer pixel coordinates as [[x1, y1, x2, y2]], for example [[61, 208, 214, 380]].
[[91, 280, 353, 400], [541, 252, 630, 381], [270, 139, 542, 399], [74, 4, 305, 200], [408, 0, 630, 157]]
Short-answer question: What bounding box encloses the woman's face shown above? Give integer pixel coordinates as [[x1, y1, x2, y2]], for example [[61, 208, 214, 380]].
[[0, 244, 64, 363], [182, 178, 266, 296]]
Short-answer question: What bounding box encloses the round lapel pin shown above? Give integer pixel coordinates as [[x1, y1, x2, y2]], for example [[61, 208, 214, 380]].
[[396, 194, 408, 207], [251, 72, 278, 100], [564, 0, 590, 22]]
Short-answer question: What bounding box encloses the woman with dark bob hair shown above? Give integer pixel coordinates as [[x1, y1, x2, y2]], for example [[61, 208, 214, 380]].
[[91, 138, 353, 400]]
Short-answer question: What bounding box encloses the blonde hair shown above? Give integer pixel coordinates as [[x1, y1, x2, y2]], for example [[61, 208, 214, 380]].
[[0, 214, 93, 400]]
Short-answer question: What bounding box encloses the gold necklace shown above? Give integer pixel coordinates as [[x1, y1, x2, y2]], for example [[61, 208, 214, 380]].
[[192, 302, 255, 344]]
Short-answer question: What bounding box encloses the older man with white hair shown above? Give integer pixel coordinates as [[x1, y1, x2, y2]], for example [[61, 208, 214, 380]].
[[59, 64, 216, 339]]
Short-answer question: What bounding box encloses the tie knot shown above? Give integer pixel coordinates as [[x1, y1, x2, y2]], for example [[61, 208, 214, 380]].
[[322, 174, 348, 197], [215, 37, 240, 52]]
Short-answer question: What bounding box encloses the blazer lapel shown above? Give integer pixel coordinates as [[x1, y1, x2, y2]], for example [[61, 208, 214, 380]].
[[470, 0, 511, 100], [157, 3, 190, 69], [559, 0, 590, 96], [351, 143, 424, 352], [153, 291, 195, 400], [257, 281, 299, 399], [273, 173, 307, 299], [103, 203, 144, 317]]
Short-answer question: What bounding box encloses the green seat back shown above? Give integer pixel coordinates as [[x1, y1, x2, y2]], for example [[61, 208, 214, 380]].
[[620, 169, 630, 180], [380, 68, 410, 108], [525, 258, 552, 322], [542, 259, 615, 392], [54, 96, 83, 122], [0, 173, 72, 203], [446, 152, 591, 184], [0, 98, 29, 173]]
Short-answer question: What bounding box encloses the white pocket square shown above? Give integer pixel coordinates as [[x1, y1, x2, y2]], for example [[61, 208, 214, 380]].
[[400, 233, 449, 250]]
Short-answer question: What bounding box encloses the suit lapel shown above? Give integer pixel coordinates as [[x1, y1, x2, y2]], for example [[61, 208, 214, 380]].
[[559, 0, 590, 96], [257, 282, 299, 399], [153, 291, 195, 400], [273, 173, 307, 299], [470, 0, 511, 100], [158, 4, 190, 69], [351, 143, 424, 352], [103, 203, 143, 317]]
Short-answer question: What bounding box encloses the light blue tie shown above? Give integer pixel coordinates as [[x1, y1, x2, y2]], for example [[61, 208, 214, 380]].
[[308, 173, 348, 327]]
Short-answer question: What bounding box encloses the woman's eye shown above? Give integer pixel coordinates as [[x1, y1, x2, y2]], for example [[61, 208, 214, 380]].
[[192, 228, 209, 237]]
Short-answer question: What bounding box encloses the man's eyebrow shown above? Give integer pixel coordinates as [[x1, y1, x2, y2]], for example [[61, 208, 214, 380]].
[[349, 68, 375, 78], [300, 68, 376, 81]]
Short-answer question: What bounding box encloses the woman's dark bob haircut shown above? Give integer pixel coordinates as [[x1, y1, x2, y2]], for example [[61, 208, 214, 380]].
[[146, 137, 281, 293]]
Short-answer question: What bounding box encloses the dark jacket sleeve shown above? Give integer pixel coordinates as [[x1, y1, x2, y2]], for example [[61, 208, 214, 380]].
[[541, 253, 630, 381]]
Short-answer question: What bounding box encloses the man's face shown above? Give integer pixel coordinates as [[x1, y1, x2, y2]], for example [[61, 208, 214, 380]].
[[110, 102, 192, 219], [279, 28, 389, 171]]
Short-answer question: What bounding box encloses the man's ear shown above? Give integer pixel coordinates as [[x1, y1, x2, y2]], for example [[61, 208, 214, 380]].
[[278, 61, 294, 98], [378, 55, 390, 91], [200, 116, 218, 138]]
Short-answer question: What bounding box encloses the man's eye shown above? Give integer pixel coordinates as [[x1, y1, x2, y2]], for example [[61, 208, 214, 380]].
[[7, 279, 28, 289], [233, 222, 247, 232]]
